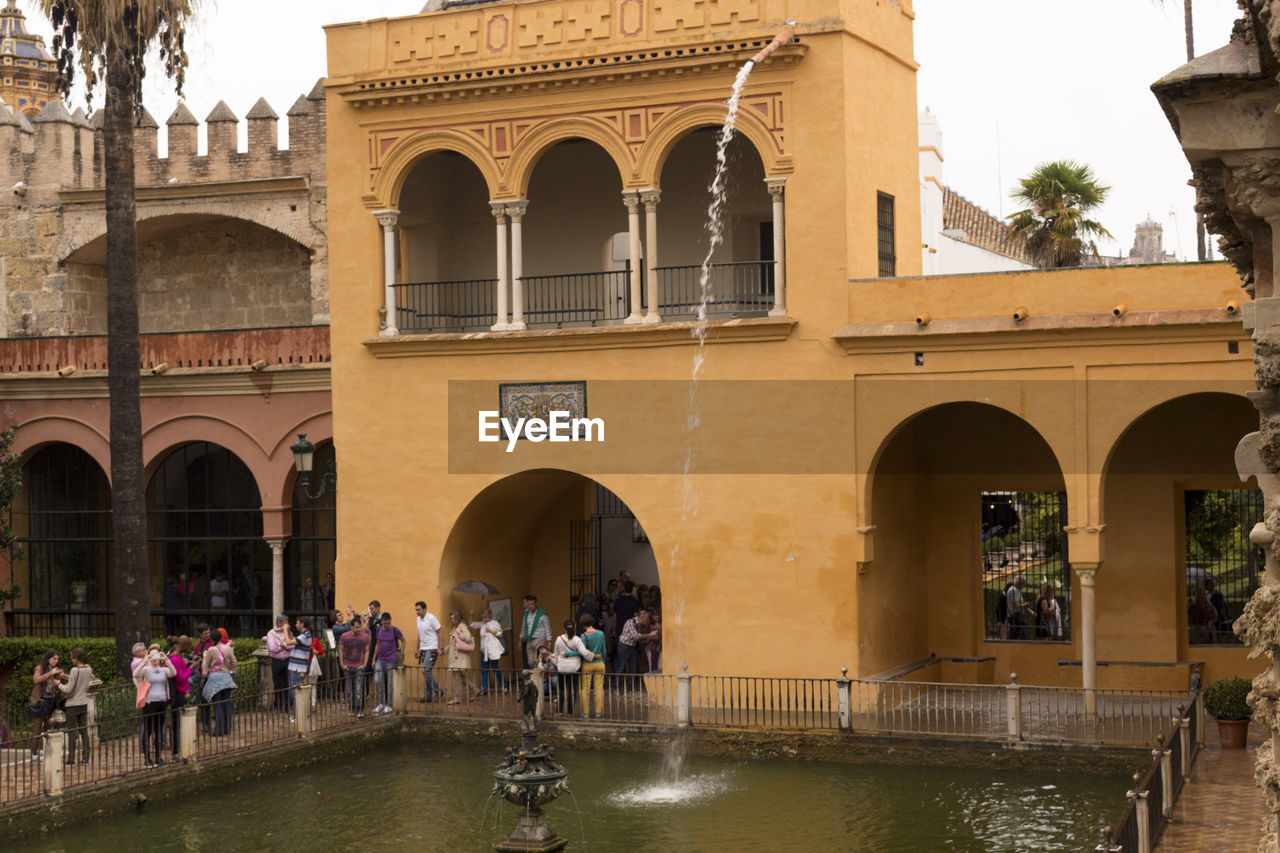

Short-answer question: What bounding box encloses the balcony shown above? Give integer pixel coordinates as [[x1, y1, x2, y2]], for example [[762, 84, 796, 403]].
[[372, 130, 786, 339], [392, 261, 774, 333]]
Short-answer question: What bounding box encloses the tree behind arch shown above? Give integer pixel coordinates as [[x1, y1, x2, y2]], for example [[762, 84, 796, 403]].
[[37, 0, 199, 677], [1007, 160, 1112, 268]]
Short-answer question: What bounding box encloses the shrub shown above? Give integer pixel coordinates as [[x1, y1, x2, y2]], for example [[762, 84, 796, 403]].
[[1204, 675, 1252, 721], [986, 536, 1005, 552], [0, 635, 264, 727]]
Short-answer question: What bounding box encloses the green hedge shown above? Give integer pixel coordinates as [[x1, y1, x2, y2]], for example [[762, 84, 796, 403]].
[[1, 636, 263, 731]]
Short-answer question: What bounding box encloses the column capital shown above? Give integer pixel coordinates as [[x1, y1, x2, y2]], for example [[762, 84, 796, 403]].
[[622, 190, 641, 214], [489, 200, 508, 222], [640, 187, 662, 207], [372, 208, 400, 230], [266, 538, 286, 556], [504, 198, 529, 222], [765, 176, 787, 199], [1072, 562, 1101, 586]]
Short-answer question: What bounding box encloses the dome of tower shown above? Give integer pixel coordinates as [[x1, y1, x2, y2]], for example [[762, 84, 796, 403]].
[[1, 1, 59, 117]]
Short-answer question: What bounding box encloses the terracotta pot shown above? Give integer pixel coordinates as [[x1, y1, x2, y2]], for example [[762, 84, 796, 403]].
[[1216, 717, 1251, 748]]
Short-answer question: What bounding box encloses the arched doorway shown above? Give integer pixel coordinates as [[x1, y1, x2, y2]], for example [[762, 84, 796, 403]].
[[866, 402, 1067, 677], [439, 470, 660, 668], [147, 441, 271, 636], [8, 443, 112, 636]]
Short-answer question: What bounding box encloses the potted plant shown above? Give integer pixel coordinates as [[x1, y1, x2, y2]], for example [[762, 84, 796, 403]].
[[1204, 675, 1252, 748]]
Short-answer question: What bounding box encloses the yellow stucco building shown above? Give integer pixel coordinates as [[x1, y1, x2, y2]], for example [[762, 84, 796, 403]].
[[322, 0, 1255, 691]]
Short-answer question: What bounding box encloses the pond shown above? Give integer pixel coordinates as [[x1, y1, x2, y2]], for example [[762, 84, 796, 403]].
[[12, 739, 1129, 852]]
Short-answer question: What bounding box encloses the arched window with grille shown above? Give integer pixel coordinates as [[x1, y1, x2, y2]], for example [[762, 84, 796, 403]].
[[147, 442, 271, 637]]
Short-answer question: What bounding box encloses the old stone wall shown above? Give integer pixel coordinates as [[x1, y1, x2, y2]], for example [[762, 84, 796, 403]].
[[0, 83, 328, 337], [65, 218, 311, 334]]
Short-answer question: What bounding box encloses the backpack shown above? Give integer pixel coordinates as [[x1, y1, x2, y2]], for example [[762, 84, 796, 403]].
[[995, 586, 1010, 625]]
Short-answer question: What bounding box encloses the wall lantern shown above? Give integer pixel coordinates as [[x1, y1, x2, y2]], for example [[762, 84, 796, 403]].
[[291, 433, 335, 500]]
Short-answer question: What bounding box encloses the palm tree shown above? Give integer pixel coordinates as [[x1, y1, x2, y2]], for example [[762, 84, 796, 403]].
[[1007, 160, 1113, 268], [38, 0, 198, 676]]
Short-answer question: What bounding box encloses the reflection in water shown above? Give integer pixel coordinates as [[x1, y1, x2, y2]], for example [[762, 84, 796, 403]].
[[12, 741, 1129, 852]]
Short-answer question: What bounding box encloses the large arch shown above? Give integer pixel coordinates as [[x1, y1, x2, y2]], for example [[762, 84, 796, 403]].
[[59, 209, 321, 264], [863, 402, 1068, 680], [143, 415, 274, 509], [637, 102, 785, 186], [505, 117, 637, 199], [9, 415, 111, 484], [439, 469, 660, 658], [374, 130, 504, 208]]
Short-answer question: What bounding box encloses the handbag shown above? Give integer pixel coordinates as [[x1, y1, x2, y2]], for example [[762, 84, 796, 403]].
[[307, 655, 322, 678], [456, 631, 475, 653], [135, 677, 150, 709]]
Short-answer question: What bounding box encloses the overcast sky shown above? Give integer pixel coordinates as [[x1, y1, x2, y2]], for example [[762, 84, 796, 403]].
[[16, 0, 1246, 261]]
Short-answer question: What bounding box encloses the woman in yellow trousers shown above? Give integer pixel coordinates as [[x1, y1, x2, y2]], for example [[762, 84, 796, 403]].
[[579, 615, 608, 718]]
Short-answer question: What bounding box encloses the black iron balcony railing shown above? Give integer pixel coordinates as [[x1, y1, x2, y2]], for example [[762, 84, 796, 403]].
[[655, 261, 774, 319], [521, 270, 630, 327], [391, 261, 775, 333], [393, 278, 498, 333]]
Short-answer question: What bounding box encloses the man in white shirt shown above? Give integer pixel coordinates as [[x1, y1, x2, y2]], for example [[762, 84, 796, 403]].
[[415, 600, 445, 702]]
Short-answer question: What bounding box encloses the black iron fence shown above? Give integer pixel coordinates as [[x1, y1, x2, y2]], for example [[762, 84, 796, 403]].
[[655, 261, 773, 319], [393, 278, 498, 333], [1097, 697, 1198, 852], [982, 491, 1070, 642], [521, 270, 630, 327]]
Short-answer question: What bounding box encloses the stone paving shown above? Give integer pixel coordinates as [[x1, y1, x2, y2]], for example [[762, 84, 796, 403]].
[[1156, 722, 1270, 852]]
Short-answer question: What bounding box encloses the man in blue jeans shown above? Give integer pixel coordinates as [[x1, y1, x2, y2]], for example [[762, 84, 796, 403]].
[[372, 612, 405, 714], [414, 600, 446, 703]]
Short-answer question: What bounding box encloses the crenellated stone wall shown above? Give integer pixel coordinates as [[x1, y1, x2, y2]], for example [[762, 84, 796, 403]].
[[0, 81, 328, 337]]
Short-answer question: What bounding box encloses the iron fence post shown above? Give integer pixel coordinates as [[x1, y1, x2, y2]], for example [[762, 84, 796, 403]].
[[677, 662, 691, 727], [838, 667, 852, 732], [42, 730, 65, 796], [179, 704, 197, 760], [1179, 710, 1191, 783], [1156, 735, 1173, 816], [1195, 692, 1205, 749], [1007, 673, 1022, 740]]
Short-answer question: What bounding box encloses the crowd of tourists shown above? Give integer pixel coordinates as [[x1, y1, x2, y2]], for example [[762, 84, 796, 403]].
[[19, 570, 663, 767]]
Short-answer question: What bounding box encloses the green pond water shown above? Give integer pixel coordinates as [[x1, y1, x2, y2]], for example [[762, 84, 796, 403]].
[[12, 740, 1130, 852]]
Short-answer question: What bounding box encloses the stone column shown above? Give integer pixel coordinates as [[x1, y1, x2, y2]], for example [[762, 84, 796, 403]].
[[490, 202, 510, 331], [1075, 564, 1099, 716], [766, 178, 787, 316], [623, 190, 644, 324], [505, 200, 529, 331], [268, 539, 286, 622], [393, 663, 407, 714], [178, 704, 196, 760], [296, 684, 312, 735], [373, 209, 400, 336], [641, 188, 662, 324], [43, 731, 64, 795]]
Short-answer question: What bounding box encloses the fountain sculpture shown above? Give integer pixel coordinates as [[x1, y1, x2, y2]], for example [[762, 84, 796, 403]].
[[491, 671, 569, 852]]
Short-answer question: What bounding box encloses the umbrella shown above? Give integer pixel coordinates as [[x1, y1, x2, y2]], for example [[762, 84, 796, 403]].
[[453, 580, 500, 596]]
